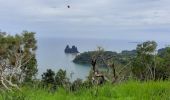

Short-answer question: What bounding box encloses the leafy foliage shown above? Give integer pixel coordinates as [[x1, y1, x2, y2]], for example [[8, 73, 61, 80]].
[[41, 69, 70, 91], [73, 50, 136, 66], [131, 41, 157, 80], [0, 30, 37, 90], [42, 69, 55, 87], [70, 78, 83, 91], [55, 69, 69, 87], [131, 41, 170, 80], [156, 47, 170, 80]]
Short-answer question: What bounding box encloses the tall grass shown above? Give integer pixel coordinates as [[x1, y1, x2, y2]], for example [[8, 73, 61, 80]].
[[1, 81, 170, 100]]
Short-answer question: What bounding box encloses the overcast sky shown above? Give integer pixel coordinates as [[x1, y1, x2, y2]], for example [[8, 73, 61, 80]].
[[0, 0, 170, 41]]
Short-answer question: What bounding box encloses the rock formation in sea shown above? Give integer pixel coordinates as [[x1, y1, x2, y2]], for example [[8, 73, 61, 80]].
[[64, 45, 79, 53]]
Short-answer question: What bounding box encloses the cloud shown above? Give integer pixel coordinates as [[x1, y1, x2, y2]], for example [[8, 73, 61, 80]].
[[0, 0, 170, 40]]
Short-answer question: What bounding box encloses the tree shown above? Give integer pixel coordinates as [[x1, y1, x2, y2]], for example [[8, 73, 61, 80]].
[[20, 31, 37, 82], [55, 69, 69, 87], [42, 69, 55, 87], [70, 78, 83, 91], [0, 31, 37, 90], [156, 47, 170, 80], [132, 41, 157, 80]]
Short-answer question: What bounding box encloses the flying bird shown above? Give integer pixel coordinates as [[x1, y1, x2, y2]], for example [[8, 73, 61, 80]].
[[67, 5, 70, 8]]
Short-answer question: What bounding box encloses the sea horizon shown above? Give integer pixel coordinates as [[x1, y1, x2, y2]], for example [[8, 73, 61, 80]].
[[36, 37, 170, 80]]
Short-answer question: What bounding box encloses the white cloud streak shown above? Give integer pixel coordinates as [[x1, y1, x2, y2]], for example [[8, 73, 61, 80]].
[[0, 0, 170, 40]]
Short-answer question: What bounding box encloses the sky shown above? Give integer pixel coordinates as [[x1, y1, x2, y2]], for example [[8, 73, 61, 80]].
[[0, 0, 170, 41]]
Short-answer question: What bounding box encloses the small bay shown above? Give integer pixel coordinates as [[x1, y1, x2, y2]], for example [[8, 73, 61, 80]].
[[37, 37, 170, 80]]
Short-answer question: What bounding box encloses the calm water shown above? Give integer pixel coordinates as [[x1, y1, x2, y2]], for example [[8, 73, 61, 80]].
[[36, 38, 170, 81]]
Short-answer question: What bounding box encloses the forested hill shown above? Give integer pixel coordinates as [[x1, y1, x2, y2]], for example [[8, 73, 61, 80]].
[[73, 47, 169, 66], [73, 50, 137, 65]]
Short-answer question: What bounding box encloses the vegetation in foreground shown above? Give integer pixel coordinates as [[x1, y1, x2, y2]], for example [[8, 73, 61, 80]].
[[1, 81, 170, 100], [1, 31, 170, 100]]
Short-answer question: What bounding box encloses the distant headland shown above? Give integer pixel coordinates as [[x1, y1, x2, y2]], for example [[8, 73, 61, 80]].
[[64, 45, 79, 53]]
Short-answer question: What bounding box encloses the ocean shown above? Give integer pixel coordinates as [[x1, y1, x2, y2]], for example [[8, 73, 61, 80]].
[[36, 37, 170, 81]]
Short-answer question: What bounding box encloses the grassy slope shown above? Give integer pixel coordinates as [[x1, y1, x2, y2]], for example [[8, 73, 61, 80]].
[[1, 81, 170, 100]]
